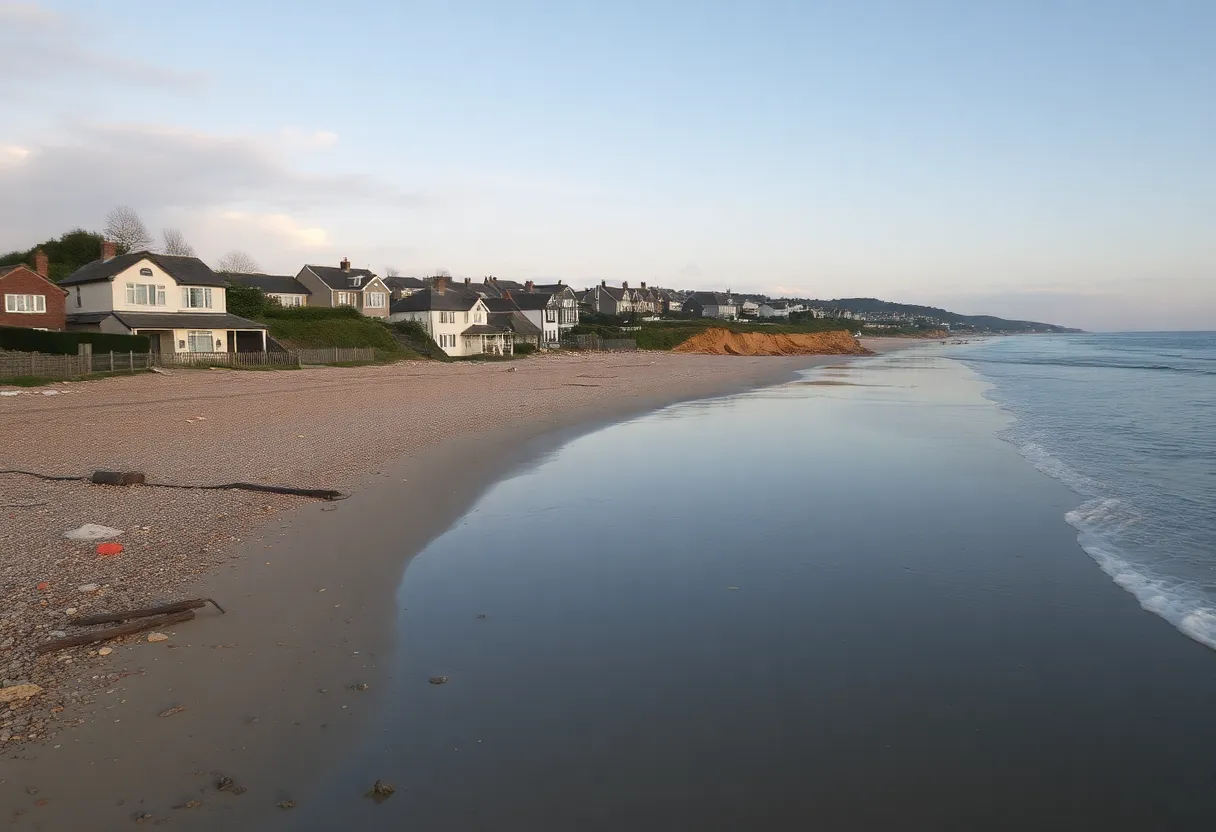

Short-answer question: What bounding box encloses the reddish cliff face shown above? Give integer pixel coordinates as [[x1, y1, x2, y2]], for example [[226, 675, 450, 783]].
[[673, 328, 871, 356]]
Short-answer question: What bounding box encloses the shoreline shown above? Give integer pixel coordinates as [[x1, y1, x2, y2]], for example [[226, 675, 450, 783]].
[[0, 346, 920, 827]]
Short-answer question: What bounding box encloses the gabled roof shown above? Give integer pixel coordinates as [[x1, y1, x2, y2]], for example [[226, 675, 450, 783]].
[[389, 288, 481, 313], [505, 292, 555, 311], [0, 263, 67, 293], [462, 323, 508, 335], [488, 310, 542, 336], [303, 264, 380, 290], [61, 252, 226, 287], [481, 297, 523, 314], [224, 272, 311, 296], [599, 285, 628, 301], [478, 278, 525, 298]]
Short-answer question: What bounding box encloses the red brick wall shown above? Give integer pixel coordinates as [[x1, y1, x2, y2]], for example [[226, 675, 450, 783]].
[[0, 267, 67, 330]]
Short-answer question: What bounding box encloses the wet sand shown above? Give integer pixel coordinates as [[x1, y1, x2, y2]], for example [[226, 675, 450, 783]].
[[0, 349, 919, 828]]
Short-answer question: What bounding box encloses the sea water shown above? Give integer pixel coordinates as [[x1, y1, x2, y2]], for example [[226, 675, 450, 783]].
[[955, 332, 1216, 649]]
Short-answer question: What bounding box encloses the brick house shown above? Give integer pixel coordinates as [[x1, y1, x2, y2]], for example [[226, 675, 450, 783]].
[[0, 249, 67, 330]]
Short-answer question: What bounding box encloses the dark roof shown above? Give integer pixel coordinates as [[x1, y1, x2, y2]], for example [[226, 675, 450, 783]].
[[303, 264, 379, 290], [530, 283, 573, 295], [224, 272, 311, 296], [389, 289, 480, 313], [61, 252, 226, 287], [599, 285, 628, 301], [504, 292, 554, 311], [477, 279, 525, 298], [383, 276, 428, 291], [488, 310, 542, 336], [686, 291, 734, 306], [67, 311, 267, 330], [462, 323, 508, 335], [481, 297, 522, 314]]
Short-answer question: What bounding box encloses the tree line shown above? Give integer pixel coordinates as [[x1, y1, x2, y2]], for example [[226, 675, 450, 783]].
[[0, 205, 261, 281]]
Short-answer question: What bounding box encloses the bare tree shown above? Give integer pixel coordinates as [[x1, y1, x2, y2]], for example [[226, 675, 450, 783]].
[[161, 228, 196, 257], [428, 269, 451, 278], [215, 250, 261, 273], [385, 266, 401, 277], [104, 205, 154, 253]]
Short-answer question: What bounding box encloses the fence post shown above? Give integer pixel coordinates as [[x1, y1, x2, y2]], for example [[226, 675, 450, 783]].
[[129, 350, 134, 374], [109, 350, 115, 372]]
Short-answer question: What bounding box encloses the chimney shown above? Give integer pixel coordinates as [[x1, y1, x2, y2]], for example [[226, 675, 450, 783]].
[[525, 280, 534, 292], [33, 249, 49, 279], [622, 281, 628, 289], [340, 257, 351, 272], [464, 277, 471, 286], [101, 240, 117, 262], [434, 275, 449, 293], [601, 279, 607, 287], [640, 281, 647, 290]]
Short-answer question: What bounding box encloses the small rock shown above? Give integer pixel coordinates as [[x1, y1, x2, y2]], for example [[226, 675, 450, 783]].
[[63, 524, 123, 541], [0, 684, 42, 704], [98, 647, 113, 656], [26, 787, 38, 795], [277, 800, 296, 809], [180, 800, 202, 809], [216, 776, 235, 791], [366, 780, 396, 801], [77, 584, 100, 594], [428, 676, 448, 685], [49, 630, 67, 638], [135, 812, 154, 823], [158, 706, 186, 718], [146, 633, 169, 643], [350, 683, 369, 691], [476, 614, 487, 619], [65, 607, 77, 615]]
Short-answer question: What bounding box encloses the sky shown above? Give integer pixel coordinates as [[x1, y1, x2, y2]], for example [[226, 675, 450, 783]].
[[1, 0, 1212, 331]]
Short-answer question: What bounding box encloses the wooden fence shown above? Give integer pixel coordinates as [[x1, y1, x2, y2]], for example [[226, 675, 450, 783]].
[[565, 335, 638, 351], [296, 347, 378, 364], [1, 347, 378, 381]]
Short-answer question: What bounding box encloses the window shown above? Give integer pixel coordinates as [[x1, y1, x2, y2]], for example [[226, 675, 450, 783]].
[[273, 294, 303, 307], [75, 286, 81, 308], [186, 330, 214, 353], [181, 287, 213, 309], [439, 310, 455, 324], [463, 311, 469, 324], [474, 310, 483, 323], [125, 283, 166, 306], [336, 292, 352, 305], [5, 294, 45, 313], [139, 267, 154, 276], [545, 309, 556, 322], [365, 292, 386, 308]]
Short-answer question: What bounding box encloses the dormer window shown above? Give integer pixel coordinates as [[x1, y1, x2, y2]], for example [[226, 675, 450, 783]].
[[350, 276, 363, 288]]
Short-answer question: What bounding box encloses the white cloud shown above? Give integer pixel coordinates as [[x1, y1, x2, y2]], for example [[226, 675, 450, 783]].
[[281, 129, 339, 149], [218, 212, 329, 248], [0, 144, 29, 167]]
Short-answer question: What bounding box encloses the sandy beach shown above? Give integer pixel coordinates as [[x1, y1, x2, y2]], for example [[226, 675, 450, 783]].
[[0, 344, 919, 828]]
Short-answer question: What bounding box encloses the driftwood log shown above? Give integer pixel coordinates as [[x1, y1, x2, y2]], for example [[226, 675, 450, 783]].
[[90, 470, 147, 486], [36, 610, 195, 654], [69, 597, 225, 627]]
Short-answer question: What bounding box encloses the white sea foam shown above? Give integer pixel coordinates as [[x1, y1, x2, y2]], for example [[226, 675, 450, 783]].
[[1067, 499, 1216, 651], [1013, 440, 1102, 497]]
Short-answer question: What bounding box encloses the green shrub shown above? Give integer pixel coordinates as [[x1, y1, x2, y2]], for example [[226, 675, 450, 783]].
[[0, 326, 150, 354], [513, 342, 538, 355]]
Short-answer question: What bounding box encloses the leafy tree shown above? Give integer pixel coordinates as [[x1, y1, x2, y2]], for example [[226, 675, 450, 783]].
[[104, 205, 154, 253], [224, 283, 272, 319], [0, 228, 109, 282], [215, 250, 261, 273], [161, 228, 196, 257]]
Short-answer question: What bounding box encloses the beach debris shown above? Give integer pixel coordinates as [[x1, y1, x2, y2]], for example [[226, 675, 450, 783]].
[[215, 775, 246, 794], [64, 524, 123, 541], [149, 366, 171, 375], [65, 607, 77, 614], [96, 542, 124, 557], [89, 470, 146, 487], [77, 583, 100, 593], [0, 684, 42, 704], [350, 683, 369, 691], [97, 647, 113, 656], [36, 581, 49, 590], [428, 676, 449, 685], [727, 586, 739, 591], [147, 632, 169, 643], [158, 706, 186, 718], [0, 390, 20, 396], [35, 610, 195, 654], [476, 614, 487, 619], [277, 800, 296, 809], [178, 800, 202, 809], [366, 780, 396, 802], [71, 597, 225, 626], [41, 389, 60, 396], [135, 812, 157, 823]]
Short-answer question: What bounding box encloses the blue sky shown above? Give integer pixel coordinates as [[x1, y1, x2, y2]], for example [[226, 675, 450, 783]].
[[1, 0, 1212, 330]]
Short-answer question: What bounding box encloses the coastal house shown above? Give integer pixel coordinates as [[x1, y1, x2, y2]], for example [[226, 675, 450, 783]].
[[295, 259, 390, 318], [682, 292, 738, 320], [223, 272, 312, 307], [482, 297, 543, 348], [525, 282, 580, 332], [61, 242, 268, 353], [737, 298, 760, 317], [1, 249, 66, 330], [758, 301, 792, 319], [502, 290, 562, 346], [477, 278, 580, 335], [586, 281, 639, 316], [388, 278, 512, 356]]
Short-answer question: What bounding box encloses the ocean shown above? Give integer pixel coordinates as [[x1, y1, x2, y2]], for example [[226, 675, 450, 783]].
[[294, 342, 1216, 830], [955, 333, 1216, 650]]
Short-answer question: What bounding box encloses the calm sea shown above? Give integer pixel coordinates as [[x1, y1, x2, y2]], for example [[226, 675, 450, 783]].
[[956, 332, 1216, 650]]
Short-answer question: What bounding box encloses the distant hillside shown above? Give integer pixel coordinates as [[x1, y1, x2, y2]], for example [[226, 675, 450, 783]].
[[807, 297, 1081, 333]]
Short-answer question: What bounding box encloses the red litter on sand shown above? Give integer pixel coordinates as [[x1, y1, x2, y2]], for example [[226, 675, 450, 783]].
[[36, 581, 49, 591], [96, 542, 124, 557]]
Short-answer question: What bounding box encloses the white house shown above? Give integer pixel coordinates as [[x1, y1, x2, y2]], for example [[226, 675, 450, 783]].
[[758, 301, 792, 318], [223, 272, 312, 307], [388, 279, 512, 356], [502, 291, 562, 346], [62, 244, 267, 354]]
